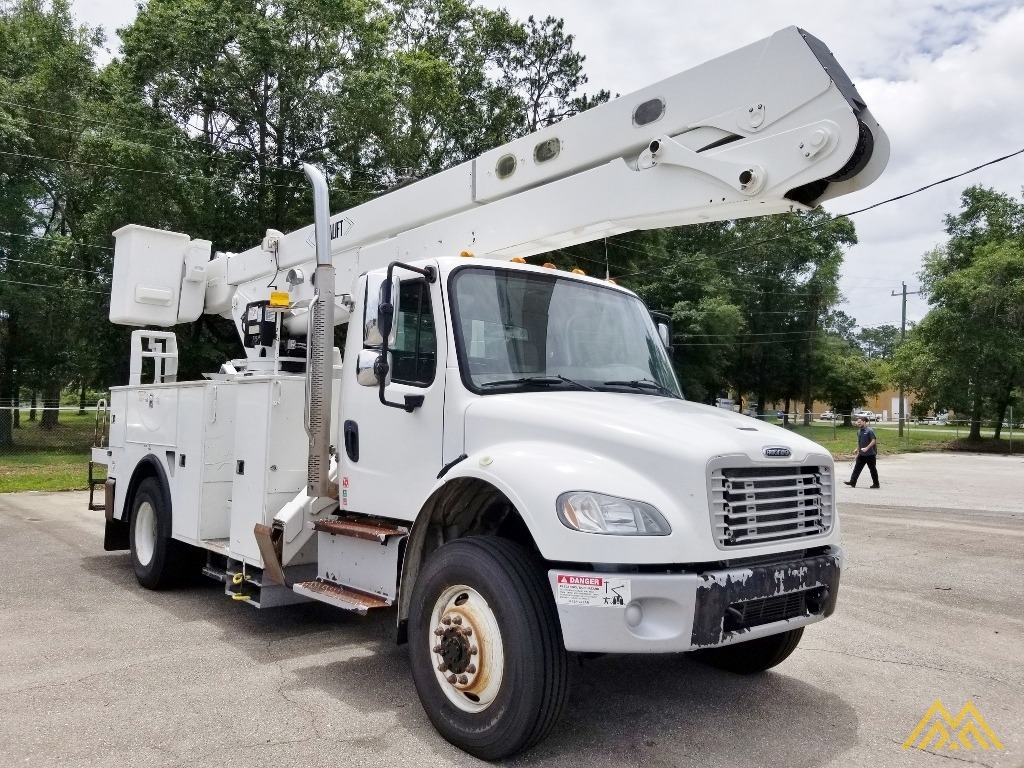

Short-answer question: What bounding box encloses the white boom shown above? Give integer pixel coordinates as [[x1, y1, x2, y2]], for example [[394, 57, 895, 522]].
[[109, 26, 887, 342]]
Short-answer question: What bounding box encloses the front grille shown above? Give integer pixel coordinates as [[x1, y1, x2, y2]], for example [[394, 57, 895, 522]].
[[709, 464, 834, 548], [724, 591, 809, 631]]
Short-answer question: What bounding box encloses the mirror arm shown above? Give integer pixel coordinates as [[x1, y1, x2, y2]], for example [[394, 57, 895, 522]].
[[377, 261, 437, 412]]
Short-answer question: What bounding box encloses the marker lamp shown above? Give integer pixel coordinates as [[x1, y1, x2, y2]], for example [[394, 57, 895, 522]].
[[556, 491, 671, 535]]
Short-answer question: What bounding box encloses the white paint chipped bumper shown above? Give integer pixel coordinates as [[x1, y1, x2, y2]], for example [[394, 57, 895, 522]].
[[549, 546, 843, 653]]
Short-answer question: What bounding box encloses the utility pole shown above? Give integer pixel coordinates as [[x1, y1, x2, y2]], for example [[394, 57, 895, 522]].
[[892, 282, 921, 437]]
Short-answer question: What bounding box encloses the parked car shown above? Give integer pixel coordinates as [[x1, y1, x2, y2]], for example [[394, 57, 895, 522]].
[[853, 410, 879, 422], [819, 411, 836, 421]]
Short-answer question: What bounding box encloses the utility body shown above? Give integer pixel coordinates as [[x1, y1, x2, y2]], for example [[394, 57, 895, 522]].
[[91, 27, 889, 759]]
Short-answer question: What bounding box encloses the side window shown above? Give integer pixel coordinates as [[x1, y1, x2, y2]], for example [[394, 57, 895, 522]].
[[391, 280, 436, 386]]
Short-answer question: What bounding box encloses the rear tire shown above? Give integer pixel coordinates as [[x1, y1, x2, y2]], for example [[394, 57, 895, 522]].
[[408, 537, 569, 760], [691, 627, 804, 674], [129, 477, 197, 589]]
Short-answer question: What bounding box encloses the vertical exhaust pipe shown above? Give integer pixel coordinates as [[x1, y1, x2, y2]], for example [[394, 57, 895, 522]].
[[303, 164, 335, 497]]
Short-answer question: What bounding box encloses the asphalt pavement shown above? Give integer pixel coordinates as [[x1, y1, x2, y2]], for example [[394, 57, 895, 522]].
[[1, 453, 1022, 768]]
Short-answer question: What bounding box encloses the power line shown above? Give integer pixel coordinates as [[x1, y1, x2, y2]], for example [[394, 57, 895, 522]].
[[5, 113, 315, 179], [0, 96, 409, 193], [610, 146, 1024, 282], [1, 256, 111, 276], [0, 148, 379, 202], [0, 229, 113, 251], [677, 328, 820, 338], [0, 277, 108, 294]]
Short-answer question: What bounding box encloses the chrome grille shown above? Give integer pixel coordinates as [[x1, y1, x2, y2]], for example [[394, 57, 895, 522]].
[[709, 464, 834, 548]]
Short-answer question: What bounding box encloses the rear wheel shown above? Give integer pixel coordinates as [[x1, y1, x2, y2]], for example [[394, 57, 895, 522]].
[[691, 627, 804, 674], [408, 537, 569, 760], [129, 477, 197, 589]]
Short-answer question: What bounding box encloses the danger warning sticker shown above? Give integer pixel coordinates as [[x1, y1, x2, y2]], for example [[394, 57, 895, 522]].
[[555, 574, 631, 606]]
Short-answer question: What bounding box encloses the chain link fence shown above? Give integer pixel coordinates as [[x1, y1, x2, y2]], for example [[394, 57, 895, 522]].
[[0, 404, 106, 455]]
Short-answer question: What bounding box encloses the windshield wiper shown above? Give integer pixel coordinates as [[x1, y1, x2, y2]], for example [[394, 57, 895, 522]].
[[481, 374, 596, 391], [602, 378, 678, 397]]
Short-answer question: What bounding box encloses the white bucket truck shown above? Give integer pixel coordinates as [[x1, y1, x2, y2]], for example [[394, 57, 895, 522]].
[[91, 27, 888, 759]]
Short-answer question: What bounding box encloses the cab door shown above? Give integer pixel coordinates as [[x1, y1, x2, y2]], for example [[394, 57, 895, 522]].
[[336, 271, 447, 521]]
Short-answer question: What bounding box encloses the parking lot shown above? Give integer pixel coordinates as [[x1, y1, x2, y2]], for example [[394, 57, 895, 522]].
[[1, 453, 1022, 768]]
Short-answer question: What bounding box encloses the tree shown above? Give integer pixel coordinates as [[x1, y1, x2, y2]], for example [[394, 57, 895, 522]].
[[857, 324, 900, 360], [0, 0, 107, 434], [892, 187, 1024, 440], [721, 209, 854, 416], [812, 334, 884, 426]]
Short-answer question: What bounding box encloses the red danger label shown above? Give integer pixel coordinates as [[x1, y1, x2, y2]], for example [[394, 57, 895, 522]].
[[557, 575, 603, 586]]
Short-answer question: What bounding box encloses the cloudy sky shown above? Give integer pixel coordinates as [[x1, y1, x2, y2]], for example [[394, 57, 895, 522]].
[[73, 0, 1024, 329]]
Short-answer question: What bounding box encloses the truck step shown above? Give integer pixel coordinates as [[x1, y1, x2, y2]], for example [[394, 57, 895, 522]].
[[293, 579, 392, 615], [313, 516, 408, 543]]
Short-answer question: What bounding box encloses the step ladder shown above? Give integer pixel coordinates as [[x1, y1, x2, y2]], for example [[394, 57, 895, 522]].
[[87, 399, 109, 512], [293, 516, 409, 615]]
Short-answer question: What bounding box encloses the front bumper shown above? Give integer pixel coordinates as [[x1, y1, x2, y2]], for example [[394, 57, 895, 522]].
[[549, 546, 841, 653]]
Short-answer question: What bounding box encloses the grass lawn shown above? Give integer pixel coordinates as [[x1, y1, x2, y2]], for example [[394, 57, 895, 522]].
[[0, 411, 100, 493], [0, 450, 97, 493], [786, 422, 1024, 458]]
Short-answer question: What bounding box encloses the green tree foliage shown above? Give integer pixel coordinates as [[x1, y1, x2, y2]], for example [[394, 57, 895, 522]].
[[812, 334, 884, 425], [893, 187, 1024, 439], [0, 0, 105, 436], [857, 324, 900, 360]]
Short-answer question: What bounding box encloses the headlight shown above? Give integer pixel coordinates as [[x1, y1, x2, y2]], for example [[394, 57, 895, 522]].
[[556, 491, 671, 536]]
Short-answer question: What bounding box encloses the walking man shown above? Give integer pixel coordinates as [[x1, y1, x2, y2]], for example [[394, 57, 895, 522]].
[[844, 415, 879, 488]]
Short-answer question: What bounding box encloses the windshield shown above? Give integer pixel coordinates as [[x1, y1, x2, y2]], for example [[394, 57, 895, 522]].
[[450, 266, 682, 397]]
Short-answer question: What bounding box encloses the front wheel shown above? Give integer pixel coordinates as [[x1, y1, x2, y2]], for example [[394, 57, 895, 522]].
[[408, 537, 569, 760], [691, 627, 804, 674]]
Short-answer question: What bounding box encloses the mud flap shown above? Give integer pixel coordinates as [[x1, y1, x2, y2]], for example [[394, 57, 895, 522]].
[[103, 518, 130, 551]]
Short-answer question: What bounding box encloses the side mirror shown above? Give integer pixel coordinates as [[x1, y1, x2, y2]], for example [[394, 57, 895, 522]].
[[363, 274, 400, 347], [657, 321, 671, 348], [356, 349, 392, 387]]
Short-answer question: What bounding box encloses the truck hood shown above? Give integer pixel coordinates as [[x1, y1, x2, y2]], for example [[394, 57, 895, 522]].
[[463, 392, 827, 463], [458, 392, 837, 564]]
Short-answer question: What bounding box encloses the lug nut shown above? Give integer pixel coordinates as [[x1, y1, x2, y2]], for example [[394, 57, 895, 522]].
[[447, 674, 458, 684], [470, 645, 478, 655], [433, 645, 442, 653], [458, 675, 468, 685], [437, 663, 448, 672], [463, 627, 472, 636], [451, 615, 462, 625], [466, 664, 476, 674], [434, 628, 444, 636], [442, 616, 452, 625]]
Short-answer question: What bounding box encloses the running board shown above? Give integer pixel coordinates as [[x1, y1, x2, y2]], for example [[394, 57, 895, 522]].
[[305, 515, 408, 611], [312, 516, 408, 542], [293, 580, 392, 615]]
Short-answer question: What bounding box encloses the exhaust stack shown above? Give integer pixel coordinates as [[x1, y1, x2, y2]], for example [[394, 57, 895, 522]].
[[303, 164, 335, 497]]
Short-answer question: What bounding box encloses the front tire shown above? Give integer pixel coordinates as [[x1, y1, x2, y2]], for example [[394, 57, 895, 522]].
[[691, 627, 804, 674], [408, 537, 569, 760]]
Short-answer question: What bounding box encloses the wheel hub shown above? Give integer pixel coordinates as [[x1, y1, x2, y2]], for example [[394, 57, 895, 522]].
[[427, 586, 502, 712], [434, 612, 479, 685]]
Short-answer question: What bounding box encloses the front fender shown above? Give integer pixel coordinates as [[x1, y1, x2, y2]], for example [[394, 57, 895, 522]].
[[432, 440, 707, 565]]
